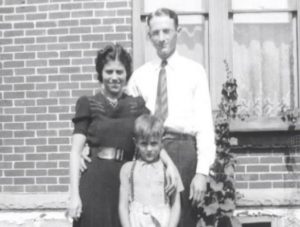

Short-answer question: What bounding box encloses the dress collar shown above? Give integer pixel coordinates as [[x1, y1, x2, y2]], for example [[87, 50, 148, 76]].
[[96, 88, 127, 100]]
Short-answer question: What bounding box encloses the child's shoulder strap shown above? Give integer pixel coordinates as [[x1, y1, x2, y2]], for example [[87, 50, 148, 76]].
[[129, 160, 137, 201]]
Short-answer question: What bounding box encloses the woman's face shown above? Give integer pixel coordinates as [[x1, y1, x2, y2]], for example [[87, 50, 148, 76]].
[[102, 60, 127, 98]]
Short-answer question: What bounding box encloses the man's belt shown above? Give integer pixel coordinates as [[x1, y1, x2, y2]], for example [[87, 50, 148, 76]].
[[163, 127, 195, 141], [91, 147, 125, 161]]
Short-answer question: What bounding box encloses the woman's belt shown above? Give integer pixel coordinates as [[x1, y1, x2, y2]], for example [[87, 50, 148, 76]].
[[90, 147, 125, 161]]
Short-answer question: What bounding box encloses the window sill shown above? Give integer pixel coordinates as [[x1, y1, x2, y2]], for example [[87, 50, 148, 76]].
[[229, 117, 300, 132], [228, 118, 300, 149]]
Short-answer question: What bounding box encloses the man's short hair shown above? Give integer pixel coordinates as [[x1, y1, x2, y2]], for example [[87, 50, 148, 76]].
[[147, 8, 179, 28]]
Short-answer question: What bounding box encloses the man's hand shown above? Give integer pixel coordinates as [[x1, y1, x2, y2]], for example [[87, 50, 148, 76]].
[[159, 148, 179, 196], [165, 164, 179, 196], [165, 163, 178, 197], [80, 145, 91, 172], [189, 173, 207, 206]]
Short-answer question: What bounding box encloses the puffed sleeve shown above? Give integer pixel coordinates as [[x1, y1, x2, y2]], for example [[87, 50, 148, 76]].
[[72, 96, 91, 135]]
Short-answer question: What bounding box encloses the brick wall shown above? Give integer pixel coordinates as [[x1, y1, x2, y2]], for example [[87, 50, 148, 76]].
[[232, 132, 300, 207], [0, 0, 132, 194], [234, 148, 300, 190]]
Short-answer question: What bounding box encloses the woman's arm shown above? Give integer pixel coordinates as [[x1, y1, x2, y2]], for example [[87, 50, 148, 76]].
[[119, 163, 131, 227], [168, 190, 181, 227], [68, 133, 86, 219]]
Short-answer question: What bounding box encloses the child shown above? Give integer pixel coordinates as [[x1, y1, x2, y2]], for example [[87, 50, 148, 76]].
[[119, 114, 183, 227]]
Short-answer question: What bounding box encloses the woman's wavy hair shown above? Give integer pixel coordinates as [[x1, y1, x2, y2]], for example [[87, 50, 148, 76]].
[[95, 43, 132, 82]]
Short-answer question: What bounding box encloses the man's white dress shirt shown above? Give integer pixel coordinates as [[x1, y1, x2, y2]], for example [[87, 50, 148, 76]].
[[127, 51, 216, 176]]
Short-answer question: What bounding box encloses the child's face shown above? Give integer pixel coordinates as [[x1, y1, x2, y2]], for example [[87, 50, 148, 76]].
[[135, 136, 162, 163]]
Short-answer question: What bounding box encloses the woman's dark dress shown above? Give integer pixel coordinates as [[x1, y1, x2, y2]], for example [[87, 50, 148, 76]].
[[72, 92, 148, 227]]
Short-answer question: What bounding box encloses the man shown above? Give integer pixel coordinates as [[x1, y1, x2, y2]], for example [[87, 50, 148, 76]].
[[127, 8, 216, 227]]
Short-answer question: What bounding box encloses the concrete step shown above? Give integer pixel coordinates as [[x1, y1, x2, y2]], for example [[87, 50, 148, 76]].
[[0, 211, 71, 227]]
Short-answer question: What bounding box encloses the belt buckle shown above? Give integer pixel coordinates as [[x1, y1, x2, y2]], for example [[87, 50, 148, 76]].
[[95, 147, 124, 161]]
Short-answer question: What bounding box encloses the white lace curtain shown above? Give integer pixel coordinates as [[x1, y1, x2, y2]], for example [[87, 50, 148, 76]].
[[233, 14, 296, 118]]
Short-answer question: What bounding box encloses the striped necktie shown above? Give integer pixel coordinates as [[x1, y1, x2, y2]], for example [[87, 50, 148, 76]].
[[154, 60, 168, 122]]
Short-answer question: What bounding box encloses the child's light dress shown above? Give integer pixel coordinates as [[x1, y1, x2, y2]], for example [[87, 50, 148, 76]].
[[120, 159, 184, 227], [129, 160, 170, 227]]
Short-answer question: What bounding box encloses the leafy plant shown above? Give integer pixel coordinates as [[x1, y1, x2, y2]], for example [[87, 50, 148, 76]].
[[280, 106, 300, 130], [280, 107, 299, 170], [197, 60, 240, 227]]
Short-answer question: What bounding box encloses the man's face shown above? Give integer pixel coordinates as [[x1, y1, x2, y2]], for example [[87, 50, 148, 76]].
[[148, 15, 178, 60]]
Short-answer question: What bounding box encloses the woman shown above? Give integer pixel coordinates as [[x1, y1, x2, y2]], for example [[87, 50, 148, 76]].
[[68, 44, 176, 227]]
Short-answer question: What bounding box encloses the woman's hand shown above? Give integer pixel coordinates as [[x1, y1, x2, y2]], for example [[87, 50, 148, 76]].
[[67, 193, 82, 220]]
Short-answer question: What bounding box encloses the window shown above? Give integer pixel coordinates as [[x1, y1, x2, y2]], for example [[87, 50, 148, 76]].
[[232, 12, 297, 118], [132, 0, 300, 130], [132, 0, 208, 69], [142, 15, 208, 68], [230, 0, 299, 126]]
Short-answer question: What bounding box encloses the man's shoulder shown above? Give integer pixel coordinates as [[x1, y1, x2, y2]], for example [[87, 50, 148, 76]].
[[175, 55, 207, 80], [132, 61, 154, 76], [177, 54, 205, 69]]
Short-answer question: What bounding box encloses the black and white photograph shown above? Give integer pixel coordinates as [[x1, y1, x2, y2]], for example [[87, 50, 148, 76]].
[[0, 0, 300, 226]]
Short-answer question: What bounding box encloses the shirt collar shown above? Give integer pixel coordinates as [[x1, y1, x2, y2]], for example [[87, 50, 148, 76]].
[[137, 158, 162, 168], [152, 51, 179, 71]]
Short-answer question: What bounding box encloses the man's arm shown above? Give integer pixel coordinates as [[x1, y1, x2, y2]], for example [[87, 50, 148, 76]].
[[190, 65, 216, 205], [160, 149, 179, 196]]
